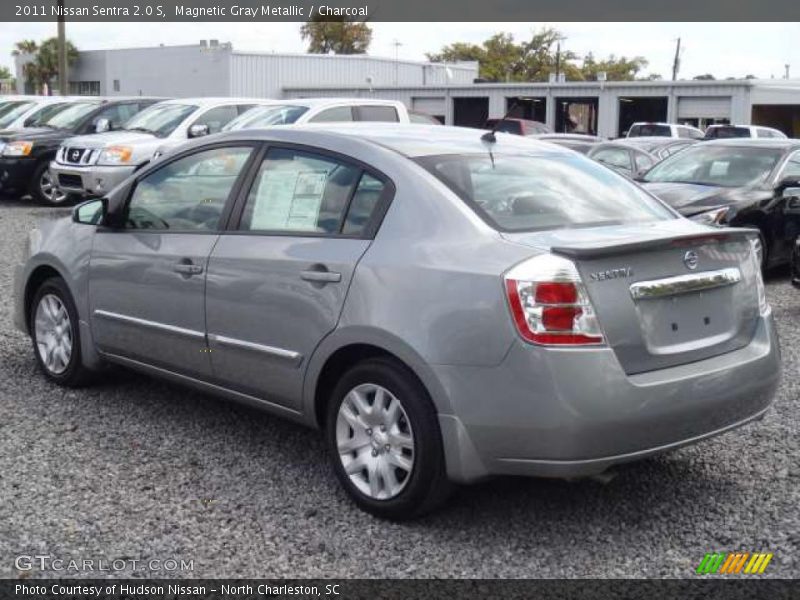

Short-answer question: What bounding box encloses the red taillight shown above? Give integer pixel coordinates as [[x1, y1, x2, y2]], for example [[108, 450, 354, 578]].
[[504, 255, 604, 346]]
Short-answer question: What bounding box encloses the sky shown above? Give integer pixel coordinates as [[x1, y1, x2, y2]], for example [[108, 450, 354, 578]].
[[1, 22, 798, 81]]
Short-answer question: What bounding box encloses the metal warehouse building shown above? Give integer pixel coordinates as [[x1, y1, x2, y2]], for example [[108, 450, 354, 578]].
[[13, 42, 478, 99], [285, 79, 800, 138]]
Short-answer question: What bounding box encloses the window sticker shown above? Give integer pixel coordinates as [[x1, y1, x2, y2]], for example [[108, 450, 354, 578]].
[[250, 168, 329, 231]]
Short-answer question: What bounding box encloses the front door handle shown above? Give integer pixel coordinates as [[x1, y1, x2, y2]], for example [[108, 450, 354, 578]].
[[173, 262, 204, 276], [300, 270, 341, 283]]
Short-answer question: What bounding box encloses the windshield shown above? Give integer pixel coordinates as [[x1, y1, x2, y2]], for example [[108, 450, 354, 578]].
[[0, 101, 34, 127], [123, 103, 198, 137], [642, 144, 783, 187], [27, 102, 71, 126], [223, 105, 309, 131], [417, 153, 674, 232], [42, 102, 100, 129]]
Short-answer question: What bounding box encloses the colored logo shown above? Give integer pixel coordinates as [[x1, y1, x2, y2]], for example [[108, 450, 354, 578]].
[[683, 250, 699, 270], [696, 552, 773, 575]]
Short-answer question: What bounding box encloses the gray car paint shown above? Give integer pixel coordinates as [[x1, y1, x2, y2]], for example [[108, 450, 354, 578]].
[[14, 124, 781, 485]]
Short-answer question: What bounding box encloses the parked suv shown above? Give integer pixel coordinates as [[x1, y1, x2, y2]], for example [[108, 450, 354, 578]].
[[0, 97, 160, 205], [627, 122, 704, 139], [703, 124, 787, 140], [50, 98, 264, 200]]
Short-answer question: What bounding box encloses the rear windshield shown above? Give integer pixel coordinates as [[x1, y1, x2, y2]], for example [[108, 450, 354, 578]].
[[41, 102, 100, 129], [485, 119, 522, 135], [123, 103, 198, 137], [705, 126, 751, 139], [642, 144, 783, 187], [629, 124, 671, 137], [417, 153, 674, 232]]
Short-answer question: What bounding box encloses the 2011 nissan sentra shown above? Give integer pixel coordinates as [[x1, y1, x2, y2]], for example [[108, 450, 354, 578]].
[[13, 124, 781, 519]]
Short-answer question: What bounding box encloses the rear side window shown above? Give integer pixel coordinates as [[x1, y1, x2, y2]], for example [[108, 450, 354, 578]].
[[634, 152, 655, 171], [239, 148, 387, 236], [356, 105, 399, 122], [95, 103, 139, 130], [309, 106, 354, 123], [591, 147, 631, 170], [418, 153, 673, 233]]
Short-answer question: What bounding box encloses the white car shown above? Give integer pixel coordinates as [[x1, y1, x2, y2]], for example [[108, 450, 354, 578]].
[[50, 97, 271, 198], [0, 96, 99, 132], [627, 122, 705, 140], [703, 124, 787, 140]]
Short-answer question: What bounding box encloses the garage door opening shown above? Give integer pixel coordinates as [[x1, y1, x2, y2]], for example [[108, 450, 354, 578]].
[[555, 97, 598, 135], [618, 96, 668, 137], [506, 96, 546, 123], [752, 104, 800, 137], [453, 97, 489, 129]]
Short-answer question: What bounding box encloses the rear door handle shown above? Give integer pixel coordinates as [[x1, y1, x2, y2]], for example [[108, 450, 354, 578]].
[[300, 270, 341, 283], [173, 263, 204, 276]]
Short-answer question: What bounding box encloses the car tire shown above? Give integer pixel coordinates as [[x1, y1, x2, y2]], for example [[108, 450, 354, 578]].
[[325, 357, 452, 520], [30, 161, 73, 207], [29, 277, 93, 387]]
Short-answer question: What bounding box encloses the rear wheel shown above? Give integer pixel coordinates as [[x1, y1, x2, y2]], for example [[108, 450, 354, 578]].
[[325, 357, 452, 520], [30, 277, 93, 387], [30, 161, 72, 206]]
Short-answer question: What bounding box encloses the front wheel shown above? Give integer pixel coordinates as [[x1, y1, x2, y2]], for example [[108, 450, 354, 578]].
[[325, 357, 452, 520], [30, 161, 73, 206], [30, 277, 93, 387]]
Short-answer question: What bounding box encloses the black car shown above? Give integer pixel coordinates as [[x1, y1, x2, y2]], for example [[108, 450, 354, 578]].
[[640, 139, 800, 270], [0, 97, 160, 205], [588, 140, 660, 178]]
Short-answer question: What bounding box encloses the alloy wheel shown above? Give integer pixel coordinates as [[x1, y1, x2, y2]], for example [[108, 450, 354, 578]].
[[34, 293, 73, 375], [335, 383, 415, 500], [39, 171, 67, 205]]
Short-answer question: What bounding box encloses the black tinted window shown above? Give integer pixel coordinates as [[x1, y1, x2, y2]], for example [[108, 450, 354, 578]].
[[629, 124, 671, 137], [356, 105, 399, 122], [343, 173, 386, 235]]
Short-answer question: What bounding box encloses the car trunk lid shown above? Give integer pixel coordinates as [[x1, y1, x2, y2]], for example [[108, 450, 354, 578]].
[[502, 221, 761, 374]]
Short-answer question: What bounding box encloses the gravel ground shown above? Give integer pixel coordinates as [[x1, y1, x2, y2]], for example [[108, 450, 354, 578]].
[[0, 200, 797, 579]]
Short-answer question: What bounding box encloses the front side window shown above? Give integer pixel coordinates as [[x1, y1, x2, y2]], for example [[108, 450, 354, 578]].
[[126, 146, 253, 231], [309, 106, 354, 123], [240, 148, 385, 236], [634, 152, 655, 171], [41, 102, 101, 129], [95, 103, 140, 130], [643, 145, 784, 187], [192, 106, 240, 134], [418, 153, 673, 233], [779, 151, 800, 180], [124, 103, 198, 137]]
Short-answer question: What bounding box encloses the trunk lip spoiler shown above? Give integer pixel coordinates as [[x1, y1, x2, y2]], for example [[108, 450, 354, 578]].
[[550, 227, 759, 260]]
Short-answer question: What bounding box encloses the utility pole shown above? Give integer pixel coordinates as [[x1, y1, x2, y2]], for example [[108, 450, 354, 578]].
[[671, 37, 681, 81], [555, 42, 561, 80], [57, 0, 67, 95], [785, 64, 790, 79]]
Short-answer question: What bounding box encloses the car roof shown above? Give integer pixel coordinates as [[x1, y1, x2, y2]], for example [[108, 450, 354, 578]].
[[702, 138, 800, 149], [216, 122, 574, 158], [621, 137, 693, 148], [267, 97, 405, 108]]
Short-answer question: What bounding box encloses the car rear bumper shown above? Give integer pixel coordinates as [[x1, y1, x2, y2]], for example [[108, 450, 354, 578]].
[[50, 161, 136, 197], [435, 313, 780, 483], [0, 157, 37, 195]]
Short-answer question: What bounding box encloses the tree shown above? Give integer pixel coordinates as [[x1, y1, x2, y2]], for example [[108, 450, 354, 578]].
[[426, 28, 649, 83], [0, 66, 12, 80], [693, 73, 716, 80], [581, 52, 649, 81], [300, 16, 372, 54], [10, 37, 78, 94]]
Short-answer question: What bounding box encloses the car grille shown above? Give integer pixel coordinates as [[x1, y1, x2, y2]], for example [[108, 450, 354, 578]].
[[60, 147, 97, 166], [58, 174, 83, 189]]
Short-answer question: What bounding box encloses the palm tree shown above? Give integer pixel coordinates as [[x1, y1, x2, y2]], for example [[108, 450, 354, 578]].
[[11, 40, 38, 57]]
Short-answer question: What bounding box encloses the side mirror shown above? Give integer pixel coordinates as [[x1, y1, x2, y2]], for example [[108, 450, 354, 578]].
[[95, 117, 111, 133], [72, 198, 106, 225], [188, 123, 210, 138], [778, 177, 800, 192]]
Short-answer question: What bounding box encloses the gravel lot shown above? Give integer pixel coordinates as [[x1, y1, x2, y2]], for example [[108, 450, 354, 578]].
[[0, 199, 797, 579]]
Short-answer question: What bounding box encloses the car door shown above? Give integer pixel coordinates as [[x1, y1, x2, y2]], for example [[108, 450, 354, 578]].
[[89, 144, 257, 378], [205, 145, 393, 409]]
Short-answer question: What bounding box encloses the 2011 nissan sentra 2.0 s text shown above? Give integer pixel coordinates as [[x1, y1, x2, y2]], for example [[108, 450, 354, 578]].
[[13, 124, 781, 520]]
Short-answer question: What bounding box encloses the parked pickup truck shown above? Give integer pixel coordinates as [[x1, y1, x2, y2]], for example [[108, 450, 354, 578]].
[[50, 98, 270, 200]]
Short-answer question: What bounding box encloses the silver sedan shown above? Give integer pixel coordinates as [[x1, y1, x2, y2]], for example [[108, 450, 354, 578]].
[[13, 124, 780, 519]]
